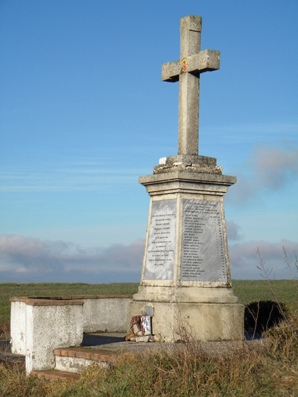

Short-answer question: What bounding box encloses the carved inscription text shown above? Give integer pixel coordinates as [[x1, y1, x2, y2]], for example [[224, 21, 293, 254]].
[[181, 199, 227, 282], [143, 200, 176, 281]]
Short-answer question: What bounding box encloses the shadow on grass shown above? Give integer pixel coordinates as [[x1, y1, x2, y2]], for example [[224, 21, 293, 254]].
[[245, 300, 285, 339]]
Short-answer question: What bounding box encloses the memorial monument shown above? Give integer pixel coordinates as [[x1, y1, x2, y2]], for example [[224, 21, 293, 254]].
[[128, 15, 244, 342]]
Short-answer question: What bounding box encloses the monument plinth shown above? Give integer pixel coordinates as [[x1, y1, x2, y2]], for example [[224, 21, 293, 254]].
[[128, 16, 244, 342]]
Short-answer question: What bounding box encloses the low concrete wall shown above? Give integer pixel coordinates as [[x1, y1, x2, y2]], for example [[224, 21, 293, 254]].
[[80, 295, 133, 332], [25, 299, 84, 375], [10, 297, 27, 355], [10, 295, 133, 374], [11, 298, 84, 374]]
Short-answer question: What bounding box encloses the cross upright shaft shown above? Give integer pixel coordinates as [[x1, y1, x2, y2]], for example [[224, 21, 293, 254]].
[[179, 16, 201, 156], [162, 16, 220, 156]]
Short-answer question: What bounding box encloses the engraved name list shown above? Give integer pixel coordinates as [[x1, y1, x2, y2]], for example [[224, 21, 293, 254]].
[[143, 200, 176, 281], [181, 200, 227, 282]]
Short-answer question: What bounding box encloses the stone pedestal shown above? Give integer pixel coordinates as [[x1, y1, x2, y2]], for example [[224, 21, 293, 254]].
[[128, 156, 244, 342]]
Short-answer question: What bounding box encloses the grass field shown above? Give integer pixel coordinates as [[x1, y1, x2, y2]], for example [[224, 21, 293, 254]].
[[1, 280, 298, 326], [1, 280, 298, 396], [232, 279, 298, 309], [0, 282, 139, 325]]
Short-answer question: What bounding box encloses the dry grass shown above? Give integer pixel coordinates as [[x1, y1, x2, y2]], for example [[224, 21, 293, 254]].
[[1, 317, 298, 396], [1, 270, 298, 395], [0, 321, 10, 341]]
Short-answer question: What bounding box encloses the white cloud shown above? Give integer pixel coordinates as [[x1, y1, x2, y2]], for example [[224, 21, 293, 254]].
[[253, 144, 298, 190], [1, 233, 297, 283], [227, 143, 298, 205], [226, 220, 242, 241], [229, 239, 298, 279], [0, 234, 144, 282]]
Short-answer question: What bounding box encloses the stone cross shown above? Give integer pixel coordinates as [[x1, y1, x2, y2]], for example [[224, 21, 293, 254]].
[[162, 15, 220, 156]]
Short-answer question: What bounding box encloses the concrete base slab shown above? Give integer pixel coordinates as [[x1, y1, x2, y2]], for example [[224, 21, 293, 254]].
[[86, 332, 271, 357], [134, 285, 239, 303], [54, 347, 115, 373], [128, 300, 244, 342], [32, 369, 80, 381]]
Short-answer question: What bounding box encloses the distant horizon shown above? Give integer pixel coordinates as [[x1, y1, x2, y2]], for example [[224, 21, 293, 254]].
[[0, 278, 296, 285], [2, 273, 297, 284]]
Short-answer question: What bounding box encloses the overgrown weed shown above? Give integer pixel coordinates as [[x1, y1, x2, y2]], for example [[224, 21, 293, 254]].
[[1, 335, 298, 396]]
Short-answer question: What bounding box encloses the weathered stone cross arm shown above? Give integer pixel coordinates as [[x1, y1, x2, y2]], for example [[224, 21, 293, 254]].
[[162, 49, 220, 82]]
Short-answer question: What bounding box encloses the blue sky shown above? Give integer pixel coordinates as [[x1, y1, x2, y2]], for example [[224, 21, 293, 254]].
[[0, 0, 297, 283]]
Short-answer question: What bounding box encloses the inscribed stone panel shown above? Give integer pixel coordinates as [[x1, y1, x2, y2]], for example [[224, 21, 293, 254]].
[[143, 200, 176, 280], [181, 199, 227, 282]]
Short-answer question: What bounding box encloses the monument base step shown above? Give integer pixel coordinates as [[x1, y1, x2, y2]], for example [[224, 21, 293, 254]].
[[0, 351, 25, 367], [54, 347, 116, 373], [31, 369, 80, 381], [133, 286, 239, 303], [29, 332, 271, 381], [128, 300, 244, 343]]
